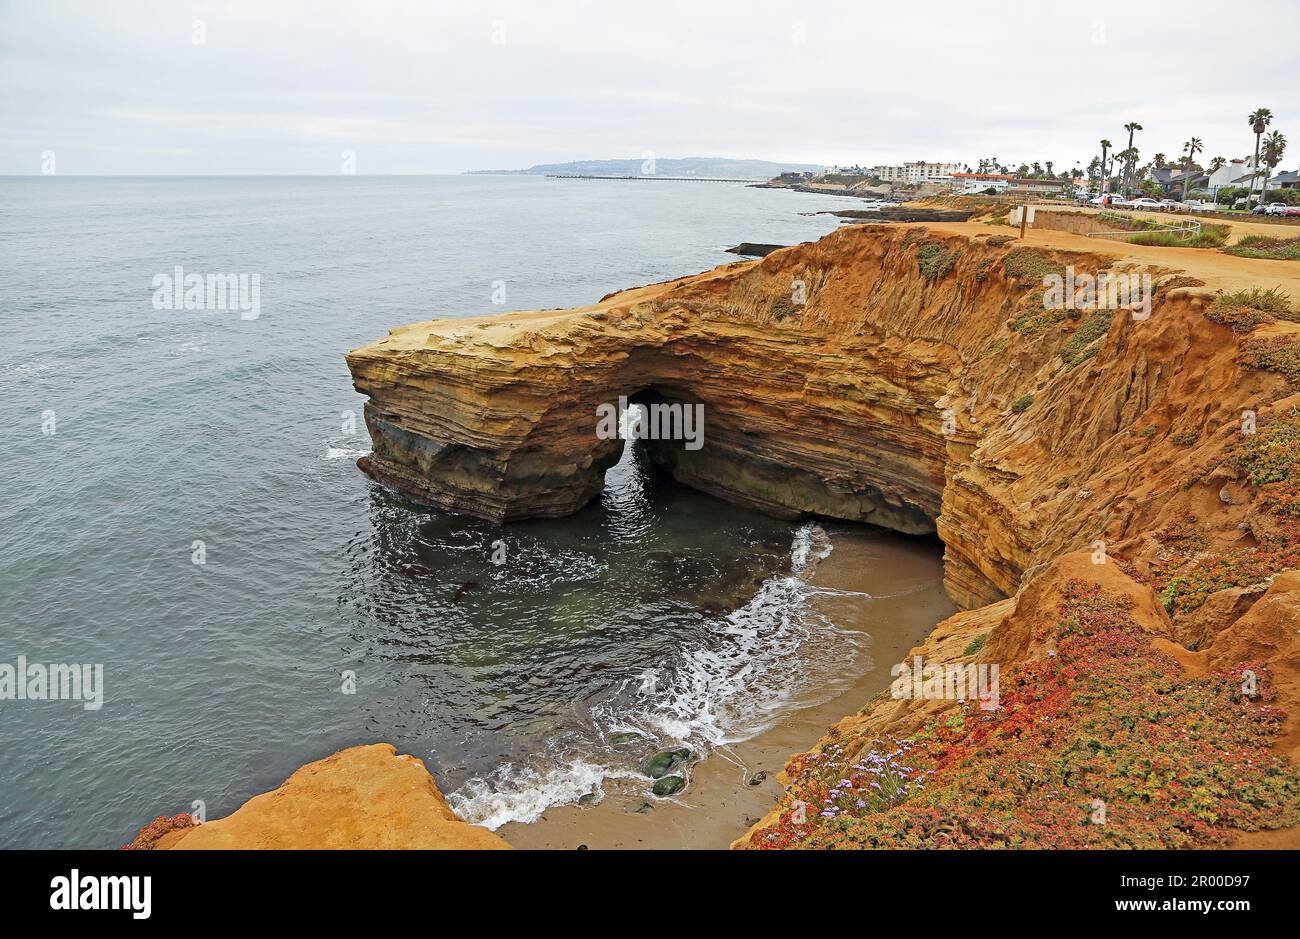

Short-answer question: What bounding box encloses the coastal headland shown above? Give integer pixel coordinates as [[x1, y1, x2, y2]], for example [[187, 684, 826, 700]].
[[135, 208, 1300, 849]]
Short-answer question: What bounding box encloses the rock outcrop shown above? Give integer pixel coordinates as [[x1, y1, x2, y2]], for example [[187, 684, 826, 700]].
[[128, 744, 509, 850], [347, 223, 1296, 610]]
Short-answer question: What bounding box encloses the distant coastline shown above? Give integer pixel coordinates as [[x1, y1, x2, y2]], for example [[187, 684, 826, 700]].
[[466, 157, 824, 178]]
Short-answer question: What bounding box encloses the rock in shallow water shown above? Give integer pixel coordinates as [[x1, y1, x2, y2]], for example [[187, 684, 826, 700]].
[[652, 775, 686, 797], [643, 748, 691, 779]]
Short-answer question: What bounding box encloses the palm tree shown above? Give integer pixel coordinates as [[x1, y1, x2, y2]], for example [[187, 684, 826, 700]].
[[1153, 152, 1168, 169], [1208, 156, 1226, 174], [1248, 108, 1273, 205], [1099, 139, 1112, 196], [1182, 137, 1203, 201], [1261, 130, 1288, 199], [1117, 147, 1139, 193], [1122, 122, 1142, 195], [1045, 160, 1054, 177]]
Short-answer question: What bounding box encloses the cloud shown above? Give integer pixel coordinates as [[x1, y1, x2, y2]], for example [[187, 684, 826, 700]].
[[1, 0, 1296, 174]]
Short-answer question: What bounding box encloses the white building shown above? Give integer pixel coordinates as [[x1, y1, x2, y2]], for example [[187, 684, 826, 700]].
[[951, 172, 1010, 193], [870, 161, 963, 185], [1207, 158, 1248, 193]]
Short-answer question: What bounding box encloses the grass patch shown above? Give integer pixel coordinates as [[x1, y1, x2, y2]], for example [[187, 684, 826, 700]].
[[962, 634, 988, 656], [986, 235, 1014, 248], [1102, 214, 1230, 249], [1224, 235, 1300, 261], [1127, 228, 1228, 249], [1011, 393, 1034, 413]]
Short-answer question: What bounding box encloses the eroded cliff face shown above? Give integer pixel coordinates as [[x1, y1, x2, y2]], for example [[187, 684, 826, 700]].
[[347, 224, 1288, 610], [345, 221, 1300, 848]]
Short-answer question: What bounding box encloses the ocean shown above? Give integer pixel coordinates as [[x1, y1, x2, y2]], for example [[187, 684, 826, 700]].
[[1, 175, 894, 847]]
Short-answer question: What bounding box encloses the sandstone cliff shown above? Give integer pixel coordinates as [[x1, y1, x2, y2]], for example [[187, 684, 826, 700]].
[[128, 744, 509, 850], [347, 223, 1297, 609], [345, 220, 1300, 848]]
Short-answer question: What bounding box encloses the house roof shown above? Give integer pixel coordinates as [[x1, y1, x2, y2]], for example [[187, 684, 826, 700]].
[[952, 172, 1011, 179]]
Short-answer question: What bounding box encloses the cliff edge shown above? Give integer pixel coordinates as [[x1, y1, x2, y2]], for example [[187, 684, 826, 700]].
[[128, 744, 509, 850]]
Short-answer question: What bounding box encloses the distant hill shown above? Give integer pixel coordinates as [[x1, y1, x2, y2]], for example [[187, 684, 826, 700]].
[[467, 157, 824, 179]]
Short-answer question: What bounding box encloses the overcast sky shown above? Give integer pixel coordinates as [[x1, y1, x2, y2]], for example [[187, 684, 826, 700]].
[[2, 0, 1297, 175]]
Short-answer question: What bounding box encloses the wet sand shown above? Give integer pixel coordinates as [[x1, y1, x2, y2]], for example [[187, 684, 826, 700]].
[[499, 524, 956, 849]]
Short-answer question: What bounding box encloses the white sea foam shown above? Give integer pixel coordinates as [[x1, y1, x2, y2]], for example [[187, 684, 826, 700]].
[[323, 445, 372, 461], [631, 526, 858, 748], [448, 759, 638, 830], [451, 522, 864, 828], [790, 521, 833, 573]]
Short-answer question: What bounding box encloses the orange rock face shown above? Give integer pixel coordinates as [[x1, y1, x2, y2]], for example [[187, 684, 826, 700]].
[[346, 224, 1293, 609], [131, 744, 509, 850], [346, 221, 1300, 849]]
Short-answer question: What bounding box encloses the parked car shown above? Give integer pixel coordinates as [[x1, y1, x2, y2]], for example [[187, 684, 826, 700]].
[[1263, 202, 1291, 216], [1129, 198, 1165, 211], [1287, 206, 1300, 217]]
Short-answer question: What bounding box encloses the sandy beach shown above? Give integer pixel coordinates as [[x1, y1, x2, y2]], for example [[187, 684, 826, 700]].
[[499, 525, 957, 849]]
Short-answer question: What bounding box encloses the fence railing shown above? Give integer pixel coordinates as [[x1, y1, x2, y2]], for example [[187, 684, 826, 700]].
[[1087, 211, 1202, 241]]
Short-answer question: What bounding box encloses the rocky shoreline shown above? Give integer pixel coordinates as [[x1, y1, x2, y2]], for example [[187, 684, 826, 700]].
[[133, 216, 1300, 848]]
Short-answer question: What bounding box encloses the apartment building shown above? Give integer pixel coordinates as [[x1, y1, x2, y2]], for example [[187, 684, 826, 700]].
[[870, 161, 964, 185]]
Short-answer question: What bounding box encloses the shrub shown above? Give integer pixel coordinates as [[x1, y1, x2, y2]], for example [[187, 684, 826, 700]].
[[1003, 247, 1065, 281], [1206, 288, 1297, 333], [1060, 309, 1114, 366], [1239, 336, 1300, 390], [916, 240, 960, 282], [1011, 306, 1065, 334], [770, 297, 798, 321], [963, 634, 988, 656], [1011, 393, 1034, 413]]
